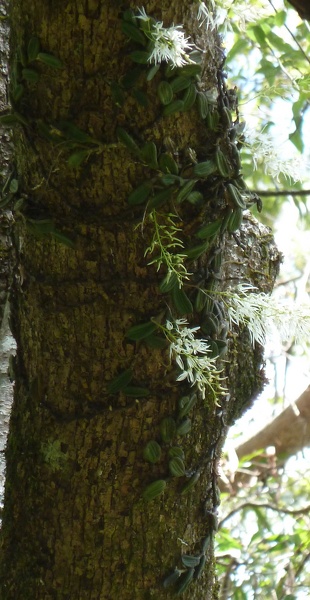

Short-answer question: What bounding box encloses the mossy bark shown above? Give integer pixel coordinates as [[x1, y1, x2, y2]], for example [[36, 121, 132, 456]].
[[0, 1, 280, 599]]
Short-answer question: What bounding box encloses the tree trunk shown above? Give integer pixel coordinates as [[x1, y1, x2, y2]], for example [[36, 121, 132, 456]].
[[220, 386, 310, 494], [0, 1, 280, 598]]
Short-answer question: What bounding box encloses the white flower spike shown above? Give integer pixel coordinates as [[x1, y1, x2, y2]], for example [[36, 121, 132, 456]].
[[165, 320, 225, 400], [137, 7, 193, 68]]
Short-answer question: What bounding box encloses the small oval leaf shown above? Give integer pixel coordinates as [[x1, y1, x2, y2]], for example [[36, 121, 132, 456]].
[[163, 99, 184, 116], [160, 417, 177, 443], [108, 368, 133, 394], [169, 457, 186, 477], [37, 52, 63, 69], [194, 160, 217, 178], [181, 555, 201, 568], [142, 479, 166, 501], [158, 80, 174, 105], [143, 440, 162, 463], [177, 418, 191, 436], [168, 446, 185, 460], [27, 36, 41, 62]]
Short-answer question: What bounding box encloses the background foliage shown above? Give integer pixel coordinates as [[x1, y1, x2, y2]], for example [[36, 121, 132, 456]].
[[213, 1, 310, 598]]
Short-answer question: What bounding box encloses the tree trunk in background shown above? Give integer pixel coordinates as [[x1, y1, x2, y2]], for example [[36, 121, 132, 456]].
[[220, 386, 310, 494], [0, 1, 280, 598]]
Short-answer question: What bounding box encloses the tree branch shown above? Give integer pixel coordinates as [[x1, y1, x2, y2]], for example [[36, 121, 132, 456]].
[[252, 189, 310, 197], [219, 501, 310, 528]]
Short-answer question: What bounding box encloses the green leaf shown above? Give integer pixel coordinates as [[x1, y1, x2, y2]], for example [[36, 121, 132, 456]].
[[196, 218, 222, 240], [182, 83, 197, 111], [128, 181, 152, 205], [183, 242, 209, 260], [289, 129, 303, 153], [194, 160, 217, 178], [9, 179, 19, 194], [159, 174, 181, 186], [250, 25, 267, 47], [178, 62, 201, 76], [0, 112, 28, 127], [143, 441, 162, 463], [147, 187, 172, 210], [140, 141, 158, 169], [126, 321, 157, 340], [163, 569, 182, 589], [178, 394, 197, 419], [194, 554, 206, 579], [170, 75, 191, 94], [51, 230, 75, 248], [181, 472, 200, 494], [175, 568, 194, 595], [169, 457, 186, 477], [22, 68, 40, 82], [26, 219, 55, 237], [142, 479, 167, 501], [168, 446, 185, 460], [122, 9, 137, 25], [177, 418, 191, 436], [10, 83, 24, 103], [187, 191, 203, 204], [121, 21, 146, 45], [159, 271, 179, 293], [144, 335, 167, 349], [162, 99, 184, 116], [158, 81, 174, 106], [196, 92, 209, 119], [158, 153, 179, 175], [181, 555, 200, 568], [123, 386, 150, 397], [116, 127, 140, 155], [226, 38, 249, 63], [160, 417, 177, 443], [37, 52, 63, 69], [146, 64, 160, 81], [108, 368, 133, 394], [68, 150, 90, 168], [27, 36, 41, 62], [171, 285, 193, 316], [176, 179, 197, 203], [59, 120, 95, 143], [130, 50, 150, 64]]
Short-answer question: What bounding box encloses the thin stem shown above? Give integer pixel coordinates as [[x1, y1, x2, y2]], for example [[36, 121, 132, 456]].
[[251, 189, 310, 197]]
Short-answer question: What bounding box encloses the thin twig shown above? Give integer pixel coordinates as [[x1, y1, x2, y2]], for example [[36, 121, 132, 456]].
[[251, 189, 310, 197], [219, 501, 310, 528]]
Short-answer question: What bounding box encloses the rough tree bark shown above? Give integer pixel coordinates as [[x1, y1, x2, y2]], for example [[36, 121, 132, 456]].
[[0, 1, 280, 599]]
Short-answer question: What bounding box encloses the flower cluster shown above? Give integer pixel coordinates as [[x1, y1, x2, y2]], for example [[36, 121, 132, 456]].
[[195, 0, 270, 32], [166, 319, 225, 400], [225, 283, 310, 347], [243, 125, 306, 183], [137, 7, 193, 67], [144, 211, 191, 288]]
